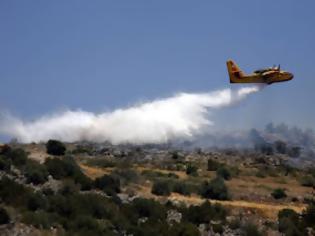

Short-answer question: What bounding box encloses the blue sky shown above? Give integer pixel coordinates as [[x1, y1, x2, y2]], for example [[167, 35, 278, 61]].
[[0, 1, 314, 131]]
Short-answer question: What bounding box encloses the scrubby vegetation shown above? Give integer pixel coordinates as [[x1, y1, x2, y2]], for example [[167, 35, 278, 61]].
[[200, 177, 229, 200], [0, 208, 10, 225], [271, 188, 287, 199], [46, 139, 66, 156], [1, 139, 315, 235], [151, 180, 171, 196]]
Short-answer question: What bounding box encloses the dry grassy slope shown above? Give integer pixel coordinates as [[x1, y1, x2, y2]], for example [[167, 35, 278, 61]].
[[79, 163, 307, 220]]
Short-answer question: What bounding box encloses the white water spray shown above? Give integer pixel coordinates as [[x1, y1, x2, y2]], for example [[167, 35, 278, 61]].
[[0, 86, 261, 144]]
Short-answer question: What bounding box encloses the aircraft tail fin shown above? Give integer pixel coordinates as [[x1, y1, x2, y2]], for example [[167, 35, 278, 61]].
[[226, 60, 245, 83]]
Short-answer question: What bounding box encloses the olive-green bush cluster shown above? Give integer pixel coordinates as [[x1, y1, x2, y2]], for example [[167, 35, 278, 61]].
[[271, 188, 287, 199], [0, 174, 229, 235], [46, 139, 66, 156], [277, 205, 315, 235], [44, 156, 92, 190], [200, 177, 230, 200]]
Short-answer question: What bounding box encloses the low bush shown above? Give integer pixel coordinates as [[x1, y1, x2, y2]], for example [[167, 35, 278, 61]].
[[299, 175, 315, 187], [27, 192, 48, 211], [131, 198, 167, 220], [169, 223, 200, 236], [207, 159, 221, 171], [24, 160, 49, 185], [172, 181, 192, 196], [0, 207, 10, 224], [182, 201, 226, 224], [216, 167, 231, 180], [0, 176, 32, 207], [302, 204, 315, 228], [186, 164, 198, 176], [241, 222, 262, 236], [278, 209, 304, 235], [151, 180, 171, 196], [200, 177, 229, 200], [22, 210, 54, 229], [46, 140, 66, 156], [0, 155, 11, 171], [44, 156, 92, 190], [5, 148, 27, 166], [271, 188, 287, 199], [94, 174, 121, 195], [111, 168, 140, 186]]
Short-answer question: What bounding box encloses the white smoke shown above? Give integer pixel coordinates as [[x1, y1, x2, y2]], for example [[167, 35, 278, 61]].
[[0, 86, 261, 144]]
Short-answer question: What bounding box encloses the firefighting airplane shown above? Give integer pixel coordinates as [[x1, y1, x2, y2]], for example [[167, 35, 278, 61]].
[[227, 60, 293, 84]]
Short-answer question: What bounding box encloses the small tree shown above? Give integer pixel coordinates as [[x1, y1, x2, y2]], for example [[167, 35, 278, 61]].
[[200, 177, 229, 200], [0, 156, 11, 171], [241, 222, 262, 236], [186, 164, 198, 176], [94, 174, 120, 195], [0, 208, 10, 224], [302, 204, 315, 228], [216, 167, 231, 180], [207, 159, 220, 171], [271, 188, 287, 199], [25, 160, 49, 185], [151, 180, 171, 196], [46, 140, 66, 156], [173, 181, 192, 196], [6, 148, 27, 166]]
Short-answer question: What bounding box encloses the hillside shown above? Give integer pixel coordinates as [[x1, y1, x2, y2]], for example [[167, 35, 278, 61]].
[[0, 141, 315, 235]]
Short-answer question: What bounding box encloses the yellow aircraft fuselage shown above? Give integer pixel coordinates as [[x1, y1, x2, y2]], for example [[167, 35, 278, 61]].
[[227, 60, 293, 85]]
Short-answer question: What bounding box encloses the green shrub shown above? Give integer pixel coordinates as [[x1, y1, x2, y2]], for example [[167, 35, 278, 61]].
[[299, 175, 315, 187], [46, 140, 66, 156], [22, 211, 54, 229], [44, 157, 73, 179], [0, 176, 31, 207], [169, 222, 200, 236], [0, 208, 10, 224], [111, 168, 140, 185], [207, 159, 221, 171], [212, 223, 224, 234], [27, 192, 48, 211], [70, 215, 102, 232], [5, 148, 27, 166], [186, 164, 198, 176], [216, 167, 231, 180], [24, 160, 49, 185], [59, 180, 80, 195], [131, 198, 167, 220], [302, 204, 315, 228], [200, 177, 229, 200], [94, 174, 120, 195], [45, 156, 92, 190], [271, 188, 287, 199], [182, 201, 226, 224], [241, 222, 262, 236], [278, 209, 303, 235], [0, 155, 11, 171], [151, 180, 171, 196], [172, 181, 192, 196]]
